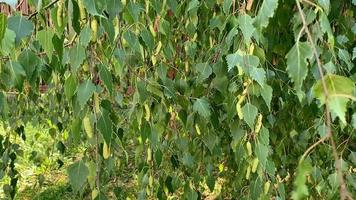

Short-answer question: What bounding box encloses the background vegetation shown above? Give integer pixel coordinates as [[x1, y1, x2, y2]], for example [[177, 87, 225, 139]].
[[0, 0, 355, 199]]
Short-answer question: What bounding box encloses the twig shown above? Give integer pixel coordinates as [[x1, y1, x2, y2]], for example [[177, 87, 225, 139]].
[[28, 0, 60, 20], [301, 0, 321, 10], [87, 44, 101, 191], [246, 0, 254, 11], [64, 33, 78, 48], [295, 0, 349, 199], [299, 134, 329, 163], [232, 0, 236, 15], [16, 0, 26, 10]]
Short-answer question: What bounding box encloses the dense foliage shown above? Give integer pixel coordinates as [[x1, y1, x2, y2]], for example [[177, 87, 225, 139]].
[[0, 0, 355, 199]]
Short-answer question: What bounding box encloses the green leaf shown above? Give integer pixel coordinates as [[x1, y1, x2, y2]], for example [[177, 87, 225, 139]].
[[127, 2, 141, 22], [319, 12, 334, 46], [193, 98, 211, 118], [140, 28, 154, 53], [0, 92, 9, 115], [123, 31, 141, 53], [97, 109, 113, 144], [67, 160, 89, 192], [254, 0, 279, 29], [8, 61, 26, 90], [338, 49, 353, 71], [250, 67, 266, 87], [18, 50, 40, 78], [226, 53, 242, 71], [352, 113, 356, 129], [225, 27, 238, 45], [69, 44, 86, 73], [71, 117, 82, 142], [241, 103, 258, 129], [1, 29, 15, 55], [79, 25, 92, 48], [0, 13, 6, 45], [202, 133, 217, 153], [261, 84, 273, 110], [77, 80, 96, 109], [237, 14, 255, 44], [71, 0, 81, 34], [83, 0, 105, 17], [251, 177, 264, 199], [318, 0, 330, 13], [292, 160, 312, 200], [7, 16, 34, 42], [226, 52, 260, 72], [107, 0, 123, 17], [285, 41, 313, 99], [147, 83, 164, 99], [312, 74, 355, 124], [37, 30, 54, 60], [195, 62, 212, 82], [223, 0, 232, 14], [52, 34, 64, 61], [206, 175, 215, 192], [86, 161, 96, 189], [99, 64, 113, 95], [64, 75, 77, 100], [187, 0, 200, 13], [255, 142, 268, 169]]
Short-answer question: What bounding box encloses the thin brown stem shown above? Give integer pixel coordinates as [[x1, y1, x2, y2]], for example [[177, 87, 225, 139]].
[[299, 133, 329, 164], [246, 0, 254, 11], [88, 43, 100, 191], [15, 0, 26, 10], [232, 0, 236, 15], [301, 0, 320, 9], [295, 0, 349, 199], [28, 0, 60, 20]]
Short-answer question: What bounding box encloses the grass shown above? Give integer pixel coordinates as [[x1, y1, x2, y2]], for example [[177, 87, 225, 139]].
[[17, 183, 76, 200], [0, 124, 81, 199]]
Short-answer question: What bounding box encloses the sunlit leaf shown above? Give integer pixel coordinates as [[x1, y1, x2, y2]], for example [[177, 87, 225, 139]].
[[313, 74, 355, 124]]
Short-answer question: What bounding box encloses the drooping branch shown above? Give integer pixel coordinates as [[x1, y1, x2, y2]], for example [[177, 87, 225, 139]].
[[295, 0, 350, 199]]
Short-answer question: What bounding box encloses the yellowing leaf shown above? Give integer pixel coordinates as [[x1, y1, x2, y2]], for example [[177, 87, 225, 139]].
[[251, 157, 259, 173], [313, 74, 355, 124], [83, 116, 93, 138], [103, 141, 110, 159]]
